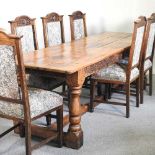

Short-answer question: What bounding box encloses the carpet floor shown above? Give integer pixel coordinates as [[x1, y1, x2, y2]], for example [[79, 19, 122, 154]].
[[0, 80, 155, 155]]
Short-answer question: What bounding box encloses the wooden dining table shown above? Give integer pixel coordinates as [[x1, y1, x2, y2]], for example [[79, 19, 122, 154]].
[[23, 32, 132, 149]]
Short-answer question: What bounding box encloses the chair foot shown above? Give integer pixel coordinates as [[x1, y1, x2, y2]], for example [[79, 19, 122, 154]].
[[89, 108, 94, 113], [46, 114, 52, 126], [57, 140, 63, 148], [19, 122, 25, 138], [126, 114, 129, 118]]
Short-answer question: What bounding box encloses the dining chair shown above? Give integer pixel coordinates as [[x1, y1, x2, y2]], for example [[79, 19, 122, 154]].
[[69, 11, 87, 41], [9, 15, 65, 91], [89, 17, 146, 118], [9, 15, 39, 52], [9, 15, 65, 127], [41, 12, 65, 47], [0, 29, 63, 155], [69, 11, 92, 90], [41, 12, 66, 95], [140, 15, 155, 104]]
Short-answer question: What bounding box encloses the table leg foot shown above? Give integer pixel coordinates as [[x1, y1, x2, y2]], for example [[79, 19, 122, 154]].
[[64, 130, 83, 149]]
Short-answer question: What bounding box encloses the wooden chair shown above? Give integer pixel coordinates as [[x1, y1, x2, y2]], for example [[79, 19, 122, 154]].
[[0, 29, 63, 155], [9, 15, 39, 52], [9, 15, 65, 91], [41, 12, 66, 94], [69, 11, 91, 90], [89, 18, 146, 118], [69, 11, 87, 41], [41, 12, 65, 47], [140, 15, 155, 103]]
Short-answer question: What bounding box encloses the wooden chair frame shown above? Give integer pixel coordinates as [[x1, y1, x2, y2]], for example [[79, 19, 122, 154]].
[[140, 15, 155, 103], [9, 15, 39, 50], [69, 11, 87, 41], [41, 12, 65, 47], [0, 30, 63, 155], [89, 18, 146, 118]]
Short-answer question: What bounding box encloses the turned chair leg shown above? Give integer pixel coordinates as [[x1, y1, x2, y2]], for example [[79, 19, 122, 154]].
[[56, 107, 63, 148], [126, 84, 130, 118], [62, 83, 66, 93], [140, 70, 144, 104], [25, 121, 32, 155], [144, 74, 147, 90], [149, 68, 152, 96], [90, 80, 95, 112], [136, 78, 140, 107], [67, 87, 71, 108], [108, 84, 112, 99], [46, 114, 52, 126], [104, 84, 109, 101], [19, 122, 25, 137], [97, 82, 102, 96]]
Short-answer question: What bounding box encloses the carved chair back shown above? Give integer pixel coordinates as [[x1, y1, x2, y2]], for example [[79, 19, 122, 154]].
[[127, 18, 146, 81], [9, 15, 39, 53], [41, 12, 65, 47], [69, 11, 87, 41], [0, 29, 30, 121]]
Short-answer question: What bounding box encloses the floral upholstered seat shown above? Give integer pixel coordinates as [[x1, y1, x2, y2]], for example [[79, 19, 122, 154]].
[[92, 64, 139, 82], [144, 59, 152, 71], [0, 88, 63, 119]]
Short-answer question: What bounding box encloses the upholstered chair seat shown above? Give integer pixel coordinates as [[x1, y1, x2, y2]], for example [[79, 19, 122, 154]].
[[144, 59, 152, 71], [0, 88, 63, 119], [92, 64, 139, 82]]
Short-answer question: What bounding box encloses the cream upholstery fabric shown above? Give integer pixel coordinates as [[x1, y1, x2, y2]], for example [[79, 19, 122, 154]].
[[145, 23, 155, 58], [0, 45, 20, 99], [132, 26, 145, 67], [144, 59, 152, 71], [0, 88, 63, 119], [47, 22, 62, 46], [92, 64, 139, 82], [16, 25, 35, 53], [74, 19, 85, 40]]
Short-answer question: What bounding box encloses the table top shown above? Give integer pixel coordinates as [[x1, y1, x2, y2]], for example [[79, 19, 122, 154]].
[[24, 32, 132, 74]]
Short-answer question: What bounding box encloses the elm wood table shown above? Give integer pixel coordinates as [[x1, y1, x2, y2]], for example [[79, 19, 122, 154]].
[[23, 32, 131, 149]]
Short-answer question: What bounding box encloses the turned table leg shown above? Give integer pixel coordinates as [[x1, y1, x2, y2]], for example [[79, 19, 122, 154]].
[[64, 71, 85, 149]]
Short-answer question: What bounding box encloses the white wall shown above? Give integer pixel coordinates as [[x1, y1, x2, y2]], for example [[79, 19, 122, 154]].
[[1, 0, 155, 73]]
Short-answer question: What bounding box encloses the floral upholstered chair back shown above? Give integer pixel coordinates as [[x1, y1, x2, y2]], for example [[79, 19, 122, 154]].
[[144, 16, 155, 60], [0, 30, 29, 118], [0, 45, 20, 100], [131, 18, 146, 68], [41, 12, 65, 47], [9, 16, 39, 53], [69, 11, 87, 41]]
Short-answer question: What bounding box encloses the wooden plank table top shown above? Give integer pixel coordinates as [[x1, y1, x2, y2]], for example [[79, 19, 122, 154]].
[[24, 32, 131, 74], [23, 32, 132, 149]]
